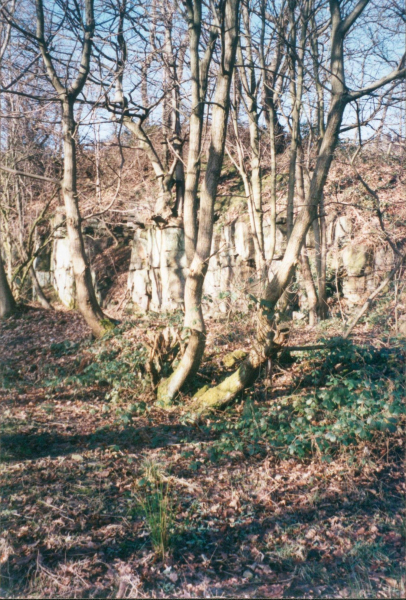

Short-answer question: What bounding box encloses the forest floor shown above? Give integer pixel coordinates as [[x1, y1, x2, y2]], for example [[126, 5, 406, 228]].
[[0, 304, 405, 599]]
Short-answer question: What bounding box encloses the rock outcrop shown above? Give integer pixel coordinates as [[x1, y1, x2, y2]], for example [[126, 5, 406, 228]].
[[33, 210, 395, 313]]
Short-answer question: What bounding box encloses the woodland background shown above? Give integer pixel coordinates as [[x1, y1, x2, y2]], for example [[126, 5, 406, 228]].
[[0, 0, 405, 597]]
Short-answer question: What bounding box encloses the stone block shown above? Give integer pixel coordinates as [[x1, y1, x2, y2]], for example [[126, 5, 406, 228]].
[[161, 227, 186, 268], [234, 221, 255, 261], [130, 231, 149, 270], [333, 216, 352, 245], [148, 227, 162, 268], [53, 237, 75, 306], [128, 268, 151, 311], [342, 245, 372, 277], [160, 263, 185, 310], [342, 275, 366, 304]]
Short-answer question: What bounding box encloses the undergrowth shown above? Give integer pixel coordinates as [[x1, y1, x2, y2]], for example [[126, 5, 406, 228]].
[[205, 340, 406, 460], [43, 322, 148, 403]]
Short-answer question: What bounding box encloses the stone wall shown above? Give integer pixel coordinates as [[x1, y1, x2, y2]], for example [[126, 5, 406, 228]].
[[33, 214, 132, 308]]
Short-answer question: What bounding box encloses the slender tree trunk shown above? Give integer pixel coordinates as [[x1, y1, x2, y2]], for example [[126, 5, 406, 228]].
[[183, 0, 203, 265], [248, 102, 265, 271], [184, 2, 218, 265], [313, 200, 327, 319], [297, 145, 318, 326], [286, 0, 308, 239], [300, 249, 318, 326], [318, 193, 328, 318], [286, 118, 300, 240], [310, 11, 325, 146], [35, 0, 111, 336], [157, 0, 240, 405], [260, 5, 280, 268], [0, 241, 16, 318], [267, 103, 278, 266], [61, 99, 108, 337], [228, 84, 265, 277], [237, 4, 265, 272]]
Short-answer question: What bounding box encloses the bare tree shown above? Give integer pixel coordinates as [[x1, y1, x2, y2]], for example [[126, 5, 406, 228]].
[[157, 0, 241, 405], [190, 0, 406, 416], [34, 0, 113, 336], [0, 230, 15, 317], [0, 0, 17, 318], [183, 0, 218, 265]]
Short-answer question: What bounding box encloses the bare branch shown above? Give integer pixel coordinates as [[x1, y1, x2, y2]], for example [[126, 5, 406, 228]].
[[0, 164, 61, 185]]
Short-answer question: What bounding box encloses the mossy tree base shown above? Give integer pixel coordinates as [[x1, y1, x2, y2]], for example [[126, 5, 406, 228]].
[[156, 330, 206, 407], [186, 317, 290, 421]]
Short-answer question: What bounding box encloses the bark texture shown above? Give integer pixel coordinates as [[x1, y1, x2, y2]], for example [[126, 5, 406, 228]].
[[300, 250, 318, 327], [0, 246, 16, 319], [183, 0, 218, 265], [62, 100, 108, 337]]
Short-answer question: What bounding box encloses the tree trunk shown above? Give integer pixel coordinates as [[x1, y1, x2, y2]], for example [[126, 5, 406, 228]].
[[228, 81, 265, 278], [286, 0, 308, 239], [183, 0, 203, 265], [296, 144, 319, 326], [35, 0, 109, 336], [157, 0, 240, 406], [61, 99, 110, 337], [184, 3, 218, 265], [310, 11, 325, 146], [266, 98, 278, 267], [313, 195, 327, 319], [248, 103, 265, 271], [0, 242, 16, 318], [299, 249, 318, 326], [318, 194, 328, 318], [237, 5, 266, 271]]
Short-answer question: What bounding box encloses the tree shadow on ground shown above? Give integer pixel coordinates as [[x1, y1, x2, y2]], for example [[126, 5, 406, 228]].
[[0, 421, 201, 463], [2, 457, 403, 598]]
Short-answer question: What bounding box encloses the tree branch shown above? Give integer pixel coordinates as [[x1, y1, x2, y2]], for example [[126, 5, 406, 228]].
[[341, 0, 371, 35], [68, 0, 95, 98], [0, 164, 61, 185], [347, 61, 406, 102], [35, 0, 65, 97]]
